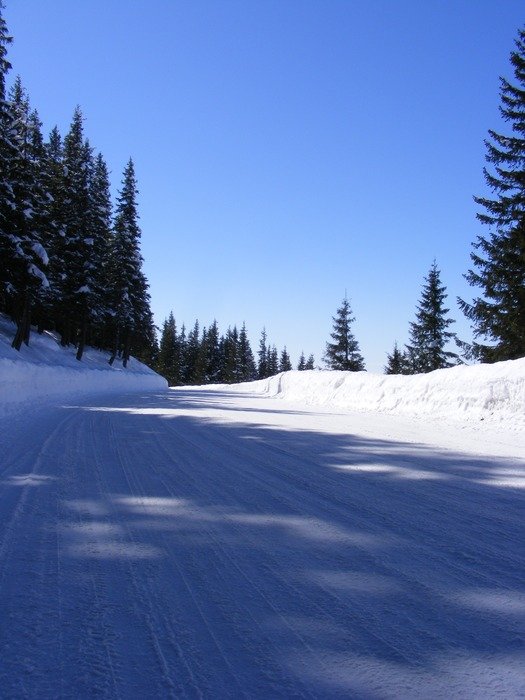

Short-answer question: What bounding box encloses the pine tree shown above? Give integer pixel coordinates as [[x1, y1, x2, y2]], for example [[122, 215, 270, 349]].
[[222, 326, 239, 383], [406, 261, 458, 373], [7, 79, 50, 349], [257, 328, 268, 379], [157, 312, 178, 385], [268, 345, 279, 376], [384, 342, 409, 374], [108, 159, 154, 367], [238, 322, 256, 381], [459, 26, 525, 362], [204, 319, 221, 382], [0, 6, 17, 315], [184, 320, 201, 383], [279, 347, 292, 372], [40, 126, 67, 332], [297, 352, 306, 371], [56, 107, 94, 354], [305, 354, 315, 370], [324, 296, 365, 371], [88, 152, 113, 349]]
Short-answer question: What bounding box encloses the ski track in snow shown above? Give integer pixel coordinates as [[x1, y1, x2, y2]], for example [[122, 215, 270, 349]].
[[0, 387, 524, 699]]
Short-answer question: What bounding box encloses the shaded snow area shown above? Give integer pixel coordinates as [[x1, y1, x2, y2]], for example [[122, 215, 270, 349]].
[[0, 337, 524, 698], [0, 316, 167, 416]]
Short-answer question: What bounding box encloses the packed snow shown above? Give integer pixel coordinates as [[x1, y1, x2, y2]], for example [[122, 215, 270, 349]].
[[0, 316, 167, 416], [0, 320, 524, 698], [244, 361, 525, 430]]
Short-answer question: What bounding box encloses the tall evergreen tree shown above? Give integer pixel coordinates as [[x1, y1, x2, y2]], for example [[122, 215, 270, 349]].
[[57, 107, 94, 354], [88, 152, 113, 349], [305, 354, 315, 370], [108, 158, 154, 367], [237, 322, 256, 381], [324, 296, 365, 371], [204, 319, 221, 382], [459, 26, 525, 362], [221, 326, 239, 383], [406, 261, 458, 373], [157, 312, 178, 385], [257, 328, 268, 379], [7, 78, 50, 349], [297, 351, 306, 371], [0, 5, 17, 315]]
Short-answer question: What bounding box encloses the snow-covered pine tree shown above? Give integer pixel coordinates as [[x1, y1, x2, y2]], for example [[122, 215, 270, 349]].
[[57, 107, 95, 354], [405, 261, 458, 373], [7, 78, 50, 350], [88, 152, 113, 349], [40, 126, 67, 332], [459, 26, 525, 362], [305, 354, 315, 370], [0, 6, 17, 316], [297, 352, 306, 371], [324, 296, 365, 371]]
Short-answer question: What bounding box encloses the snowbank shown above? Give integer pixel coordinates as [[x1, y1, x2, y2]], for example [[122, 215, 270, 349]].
[[0, 317, 167, 416], [243, 361, 525, 427]]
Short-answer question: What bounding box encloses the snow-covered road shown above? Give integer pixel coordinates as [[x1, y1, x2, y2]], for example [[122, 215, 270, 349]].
[[1, 387, 524, 698]]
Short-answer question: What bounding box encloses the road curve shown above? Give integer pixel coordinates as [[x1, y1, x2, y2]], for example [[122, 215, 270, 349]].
[[0, 387, 524, 698]]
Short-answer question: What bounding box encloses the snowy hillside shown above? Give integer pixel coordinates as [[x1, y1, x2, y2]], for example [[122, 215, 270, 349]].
[[0, 316, 167, 415], [244, 361, 525, 428]]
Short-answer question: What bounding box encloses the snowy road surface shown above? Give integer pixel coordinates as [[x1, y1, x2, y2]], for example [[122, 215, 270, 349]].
[[0, 386, 524, 699]]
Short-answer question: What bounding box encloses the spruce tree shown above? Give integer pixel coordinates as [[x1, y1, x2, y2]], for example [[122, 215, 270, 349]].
[[7, 79, 50, 349], [108, 159, 154, 367], [0, 5, 17, 314], [324, 296, 365, 371], [58, 107, 94, 353], [157, 313, 178, 385], [267, 345, 279, 376], [384, 342, 409, 374], [459, 26, 525, 362], [279, 347, 292, 372], [89, 152, 113, 349], [297, 352, 306, 371], [238, 322, 256, 381], [257, 328, 268, 379], [204, 320, 221, 382], [305, 354, 315, 370], [406, 261, 458, 373]]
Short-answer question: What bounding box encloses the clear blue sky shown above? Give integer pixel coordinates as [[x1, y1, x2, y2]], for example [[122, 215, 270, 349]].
[[4, 1, 524, 371]]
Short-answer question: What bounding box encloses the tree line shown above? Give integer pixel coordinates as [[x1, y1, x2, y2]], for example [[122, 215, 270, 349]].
[[156, 315, 314, 386], [0, 9, 156, 366]]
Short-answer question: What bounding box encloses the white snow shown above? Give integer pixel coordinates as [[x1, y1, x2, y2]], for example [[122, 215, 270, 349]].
[[241, 362, 525, 430], [0, 316, 167, 416], [0, 317, 524, 698]]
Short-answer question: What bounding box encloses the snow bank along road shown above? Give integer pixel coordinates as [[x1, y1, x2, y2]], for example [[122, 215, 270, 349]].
[[0, 386, 524, 698]]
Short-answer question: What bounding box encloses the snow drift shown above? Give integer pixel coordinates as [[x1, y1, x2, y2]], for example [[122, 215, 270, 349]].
[[0, 317, 167, 416], [245, 361, 525, 427]]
